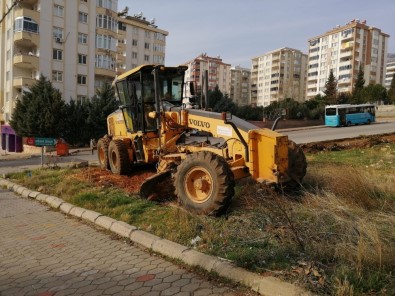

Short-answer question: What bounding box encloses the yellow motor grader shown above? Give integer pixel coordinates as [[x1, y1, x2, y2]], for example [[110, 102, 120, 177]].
[[97, 65, 306, 215]]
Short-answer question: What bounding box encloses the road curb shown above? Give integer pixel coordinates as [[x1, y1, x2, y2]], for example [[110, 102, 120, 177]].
[[1, 177, 311, 296]]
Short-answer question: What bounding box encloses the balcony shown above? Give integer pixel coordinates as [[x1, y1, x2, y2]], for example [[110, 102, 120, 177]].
[[13, 76, 38, 88], [95, 68, 116, 78], [14, 31, 40, 47], [13, 53, 39, 69], [341, 41, 354, 50], [14, 7, 40, 23]]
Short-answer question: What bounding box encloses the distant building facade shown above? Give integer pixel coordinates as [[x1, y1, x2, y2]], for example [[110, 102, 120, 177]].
[[251, 47, 307, 106], [385, 54, 395, 90], [183, 53, 231, 97], [117, 14, 167, 75], [306, 19, 389, 100], [229, 66, 250, 106]]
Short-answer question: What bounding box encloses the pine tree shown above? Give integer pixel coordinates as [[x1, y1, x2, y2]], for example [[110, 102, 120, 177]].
[[352, 66, 365, 104], [324, 70, 337, 104], [10, 75, 65, 138], [387, 73, 395, 104]]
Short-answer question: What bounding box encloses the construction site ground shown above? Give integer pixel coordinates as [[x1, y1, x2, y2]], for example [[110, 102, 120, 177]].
[[74, 132, 395, 196]]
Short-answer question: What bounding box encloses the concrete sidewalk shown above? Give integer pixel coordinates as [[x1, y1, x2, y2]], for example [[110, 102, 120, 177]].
[[0, 189, 239, 296], [0, 176, 310, 296]]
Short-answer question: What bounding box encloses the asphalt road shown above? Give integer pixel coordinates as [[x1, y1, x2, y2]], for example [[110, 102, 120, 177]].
[[281, 121, 395, 144]]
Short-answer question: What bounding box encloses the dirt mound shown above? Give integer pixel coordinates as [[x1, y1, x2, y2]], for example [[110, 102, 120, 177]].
[[300, 133, 395, 153]]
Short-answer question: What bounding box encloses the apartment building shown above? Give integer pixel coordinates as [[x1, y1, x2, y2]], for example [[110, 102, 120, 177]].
[[251, 47, 307, 107], [183, 53, 231, 97], [385, 53, 395, 89], [0, 0, 167, 126], [229, 66, 250, 106], [117, 13, 168, 75], [306, 19, 389, 100]]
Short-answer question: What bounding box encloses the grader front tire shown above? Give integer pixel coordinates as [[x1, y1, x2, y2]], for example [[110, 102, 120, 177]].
[[108, 140, 131, 175], [174, 151, 235, 216], [287, 140, 307, 184]]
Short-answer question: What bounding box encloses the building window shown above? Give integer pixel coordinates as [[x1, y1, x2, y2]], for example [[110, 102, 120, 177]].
[[144, 55, 150, 62], [78, 32, 88, 44], [144, 42, 150, 49], [14, 17, 39, 33], [97, 0, 113, 9], [53, 27, 64, 39], [79, 12, 88, 23], [132, 39, 138, 46], [78, 54, 87, 64], [132, 52, 137, 59], [77, 95, 87, 103], [95, 54, 115, 70], [77, 75, 87, 85], [6, 71, 10, 81], [118, 22, 126, 31], [96, 14, 118, 32], [96, 34, 116, 51], [53, 49, 63, 60], [54, 4, 64, 17], [52, 71, 63, 82], [145, 30, 151, 38]]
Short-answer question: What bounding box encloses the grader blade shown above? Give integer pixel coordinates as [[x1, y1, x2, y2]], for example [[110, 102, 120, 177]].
[[139, 171, 172, 200]]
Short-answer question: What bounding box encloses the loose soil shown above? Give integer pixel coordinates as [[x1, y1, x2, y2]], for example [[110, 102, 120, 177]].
[[75, 132, 395, 195]]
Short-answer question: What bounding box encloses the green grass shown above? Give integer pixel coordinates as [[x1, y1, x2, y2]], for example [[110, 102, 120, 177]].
[[6, 142, 395, 295]]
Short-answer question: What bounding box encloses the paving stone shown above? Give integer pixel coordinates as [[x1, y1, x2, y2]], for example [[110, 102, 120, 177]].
[[0, 188, 282, 296]]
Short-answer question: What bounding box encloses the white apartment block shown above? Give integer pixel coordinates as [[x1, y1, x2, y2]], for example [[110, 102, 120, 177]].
[[183, 53, 231, 97], [229, 66, 250, 106], [251, 47, 307, 107], [0, 0, 167, 124], [385, 54, 395, 89], [117, 13, 168, 75], [306, 19, 389, 100]]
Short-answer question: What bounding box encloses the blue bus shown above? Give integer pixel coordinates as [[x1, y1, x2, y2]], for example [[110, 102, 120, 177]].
[[325, 104, 376, 127]]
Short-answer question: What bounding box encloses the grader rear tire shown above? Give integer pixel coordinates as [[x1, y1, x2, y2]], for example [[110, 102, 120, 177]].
[[287, 140, 307, 184], [174, 151, 235, 216], [108, 140, 131, 175], [97, 137, 110, 170]]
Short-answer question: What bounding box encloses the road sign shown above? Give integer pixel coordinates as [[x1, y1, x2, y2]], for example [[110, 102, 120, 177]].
[[26, 137, 35, 146], [34, 138, 57, 147]]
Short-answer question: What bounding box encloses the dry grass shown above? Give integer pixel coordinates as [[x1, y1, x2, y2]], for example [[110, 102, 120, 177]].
[[7, 144, 395, 295]]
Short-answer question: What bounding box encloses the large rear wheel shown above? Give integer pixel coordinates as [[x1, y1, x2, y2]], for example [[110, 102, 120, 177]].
[[287, 140, 307, 184], [97, 137, 110, 170], [174, 151, 235, 215], [108, 140, 131, 175]]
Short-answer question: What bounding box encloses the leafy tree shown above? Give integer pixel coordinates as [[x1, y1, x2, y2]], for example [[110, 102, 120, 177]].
[[10, 75, 65, 138], [337, 92, 352, 104], [62, 99, 89, 146], [387, 73, 395, 104], [324, 70, 337, 104], [360, 84, 387, 104], [63, 83, 118, 145], [87, 83, 119, 140]]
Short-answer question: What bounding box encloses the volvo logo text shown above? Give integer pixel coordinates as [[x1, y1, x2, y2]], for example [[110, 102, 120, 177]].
[[189, 119, 210, 128]]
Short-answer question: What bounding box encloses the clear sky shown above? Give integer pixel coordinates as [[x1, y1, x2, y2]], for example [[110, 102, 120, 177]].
[[118, 0, 395, 68]]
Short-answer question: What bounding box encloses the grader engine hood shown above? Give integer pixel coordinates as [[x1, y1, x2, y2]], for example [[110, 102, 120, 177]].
[[185, 109, 291, 184]]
